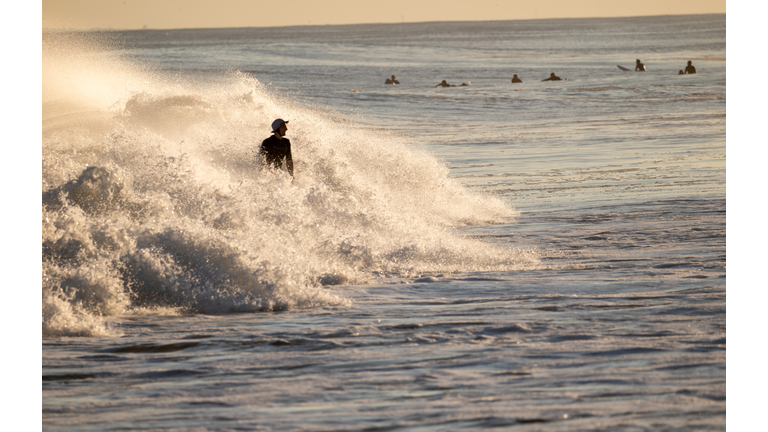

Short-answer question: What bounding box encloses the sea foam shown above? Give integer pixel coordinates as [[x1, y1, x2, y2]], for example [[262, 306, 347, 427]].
[[42, 34, 538, 337]]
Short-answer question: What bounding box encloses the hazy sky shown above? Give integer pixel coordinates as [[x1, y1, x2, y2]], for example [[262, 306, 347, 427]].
[[43, 0, 725, 30]]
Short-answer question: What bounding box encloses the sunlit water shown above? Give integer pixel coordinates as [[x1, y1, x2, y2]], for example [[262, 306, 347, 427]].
[[43, 15, 725, 431]]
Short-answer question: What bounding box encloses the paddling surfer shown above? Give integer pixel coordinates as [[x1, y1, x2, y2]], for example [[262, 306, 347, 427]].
[[385, 75, 400, 84]]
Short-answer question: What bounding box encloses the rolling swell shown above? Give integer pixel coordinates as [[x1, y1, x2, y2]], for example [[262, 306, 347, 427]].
[[42, 36, 538, 337]]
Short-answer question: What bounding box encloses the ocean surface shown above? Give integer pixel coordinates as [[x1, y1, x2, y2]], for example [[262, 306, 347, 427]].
[[42, 14, 726, 431]]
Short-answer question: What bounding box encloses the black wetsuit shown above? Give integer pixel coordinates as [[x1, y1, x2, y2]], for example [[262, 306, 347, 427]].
[[260, 135, 292, 172], [685, 65, 696, 74]]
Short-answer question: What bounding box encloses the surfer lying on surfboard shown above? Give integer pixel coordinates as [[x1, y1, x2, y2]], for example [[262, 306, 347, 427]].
[[542, 72, 563, 81]]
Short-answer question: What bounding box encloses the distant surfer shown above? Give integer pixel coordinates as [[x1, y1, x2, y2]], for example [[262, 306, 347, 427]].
[[436, 80, 455, 87], [385, 75, 400, 84], [511, 74, 522, 83], [678, 70, 685, 75], [259, 119, 294, 178], [542, 73, 562, 81], [684, 60, 696, 74], [635, 59, 646, 71], [459, 82, 471, 86]]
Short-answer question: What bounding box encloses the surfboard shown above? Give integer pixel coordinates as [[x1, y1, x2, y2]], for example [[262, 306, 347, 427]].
[[617, 65, 631, 71]]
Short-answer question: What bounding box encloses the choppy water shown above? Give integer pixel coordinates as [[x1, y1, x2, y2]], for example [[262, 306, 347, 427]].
[[43, 14, 725, 431]]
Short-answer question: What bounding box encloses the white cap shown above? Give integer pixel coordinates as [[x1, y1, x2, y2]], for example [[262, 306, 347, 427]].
[[271, 118, 288, 132]]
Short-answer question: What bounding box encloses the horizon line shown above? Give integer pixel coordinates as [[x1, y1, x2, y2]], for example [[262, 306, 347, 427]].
[[42, 12, 725, 33]]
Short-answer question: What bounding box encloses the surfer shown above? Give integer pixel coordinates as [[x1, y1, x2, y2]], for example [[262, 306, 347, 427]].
[[511, 74, 522, 83], [678, 70, 685, 75], [635, 59, 646, 71], [542, 73, 562, 81], [436, 80, 455, 87], [459, 82, 471, 86], [259, 119, 294, 177], [385, 75, 400, 84], [684, 60, 696, 74]]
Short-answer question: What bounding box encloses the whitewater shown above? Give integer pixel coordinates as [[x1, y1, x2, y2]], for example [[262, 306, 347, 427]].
[[43, 40, 539, 337], [43, 15, 725, 431]]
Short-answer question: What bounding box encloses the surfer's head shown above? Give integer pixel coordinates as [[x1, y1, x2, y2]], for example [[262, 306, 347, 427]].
[[636, 59, 641, 63], [687, 60, 692, 66], [271, 119, 288, 135]]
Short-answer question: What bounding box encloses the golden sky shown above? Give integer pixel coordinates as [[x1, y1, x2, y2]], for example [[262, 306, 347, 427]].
[[43, 0, 725, 30]]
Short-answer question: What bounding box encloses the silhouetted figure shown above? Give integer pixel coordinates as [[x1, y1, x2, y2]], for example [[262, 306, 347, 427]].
[[635, 59, 646, 71], [511, 74, 522, 83], [385, 74, 400, 84], [684, 61, 696, 74], [542, 73, 562, 81], [436, 80, 455, 87], [678, 70, 685, 75], [260, 119, 293, 177], [459, 82, 471, 86]]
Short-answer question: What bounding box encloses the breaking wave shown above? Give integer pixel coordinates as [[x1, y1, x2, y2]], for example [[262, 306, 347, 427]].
[[42, 34, 537, 337]]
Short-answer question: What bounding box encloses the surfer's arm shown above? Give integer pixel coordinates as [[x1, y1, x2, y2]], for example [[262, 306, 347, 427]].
[[286, 149, 294, 177]]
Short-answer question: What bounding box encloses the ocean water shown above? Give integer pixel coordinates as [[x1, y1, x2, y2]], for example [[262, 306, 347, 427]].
[[42, 14, 726, 431]]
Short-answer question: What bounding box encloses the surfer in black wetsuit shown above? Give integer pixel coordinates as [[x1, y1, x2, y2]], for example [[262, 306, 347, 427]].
[[684, 61, 696, 74], [385, 75, 400, 84], [542, 73, 562, 81], [635, 59, 646, 71], [511, 74, 522, 83], [436, 80, 455, 87], [259, 119, 294, 177]]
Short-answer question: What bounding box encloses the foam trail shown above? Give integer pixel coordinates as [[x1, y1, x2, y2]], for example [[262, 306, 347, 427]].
[[42, 33, 538, 337]]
